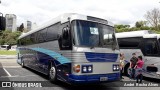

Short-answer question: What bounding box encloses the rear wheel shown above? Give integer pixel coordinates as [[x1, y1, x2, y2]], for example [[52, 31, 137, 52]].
[[49, 64, 57, 82], [21, 58, 25, 68]]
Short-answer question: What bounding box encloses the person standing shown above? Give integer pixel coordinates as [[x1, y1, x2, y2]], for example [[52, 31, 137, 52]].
[[120, 53, 125, 80], [134, 56, 144, 83]]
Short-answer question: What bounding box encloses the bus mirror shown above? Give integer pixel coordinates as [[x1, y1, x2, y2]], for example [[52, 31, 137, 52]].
[[61, 26, 71, 47], [62, 27, 69, 39]]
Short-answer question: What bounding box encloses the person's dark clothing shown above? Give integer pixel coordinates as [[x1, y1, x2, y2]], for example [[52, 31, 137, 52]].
[[130, 57, 138, 68], [129, 56, 138, 79], [136, 74, 143, 83]]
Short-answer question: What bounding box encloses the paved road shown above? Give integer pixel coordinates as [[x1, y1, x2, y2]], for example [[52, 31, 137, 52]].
[[0, 59, 159, 90], [0, 55, 16, 59]]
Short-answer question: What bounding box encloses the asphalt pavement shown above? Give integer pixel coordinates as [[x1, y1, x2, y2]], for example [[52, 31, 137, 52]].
[[0, 58, 159, 90]]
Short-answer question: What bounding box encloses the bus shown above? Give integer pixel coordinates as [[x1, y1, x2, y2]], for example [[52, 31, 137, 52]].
[[17, 13, 120, 84], [116, 30, 160, 79]]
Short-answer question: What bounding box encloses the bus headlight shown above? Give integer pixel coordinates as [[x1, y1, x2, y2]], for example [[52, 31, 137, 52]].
[[82, 65, 93, 73], [113, 66, 116, 71], [113, 64, 119, 71], [116, 65, 119, 70], [88, 66, 92, 72], [83, 66, 87, 72]]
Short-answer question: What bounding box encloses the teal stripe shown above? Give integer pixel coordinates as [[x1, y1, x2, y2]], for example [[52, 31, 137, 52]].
[[32, 48, 71, 64]]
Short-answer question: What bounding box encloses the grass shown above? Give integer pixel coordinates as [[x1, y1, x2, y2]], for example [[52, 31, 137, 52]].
[[0, 50, 17, 55], [151, 30, 160, 34]]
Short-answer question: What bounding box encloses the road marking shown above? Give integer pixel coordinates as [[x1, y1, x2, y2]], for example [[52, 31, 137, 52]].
[[3, 68, 11, 77], [0, 75, 38, 78], [0, 66, 21, 68], [0, 75, 19, 78]]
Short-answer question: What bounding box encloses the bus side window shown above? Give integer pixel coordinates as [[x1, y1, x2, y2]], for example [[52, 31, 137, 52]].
[[145, 40, 159, 56]]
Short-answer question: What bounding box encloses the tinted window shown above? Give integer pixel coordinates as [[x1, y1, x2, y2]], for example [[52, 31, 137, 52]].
[[143, 39, 159, 56], [19, 23, 60, 45], [118, 37, 142, 49], [30, 33, 36, 44], [37, 29, 47, 43], [20, 35, 32, 45], [47, 23, 59, 41]]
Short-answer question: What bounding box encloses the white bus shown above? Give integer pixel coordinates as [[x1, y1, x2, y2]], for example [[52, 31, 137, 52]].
[[116, 30, 160, 79], [17, 13, 120, 84]]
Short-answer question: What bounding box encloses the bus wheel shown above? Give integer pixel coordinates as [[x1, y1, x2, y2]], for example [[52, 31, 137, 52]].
[[49, 65, 57, 82], [21, 58, 25, 68]]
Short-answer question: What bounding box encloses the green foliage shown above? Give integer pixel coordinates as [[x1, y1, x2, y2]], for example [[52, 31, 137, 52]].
[[135, 21, 147, 28], [0, 30, 21, 45], [153, 30, 160, 34], [115, 21, 157, 33], [115, 24, 130, 33]]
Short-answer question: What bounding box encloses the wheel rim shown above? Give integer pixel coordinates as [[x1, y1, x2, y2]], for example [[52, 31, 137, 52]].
[[50, 67, 56, 79], [21, 60, 24, 66]]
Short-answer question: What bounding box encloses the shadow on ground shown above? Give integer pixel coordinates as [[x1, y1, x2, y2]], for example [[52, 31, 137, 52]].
[[143, 76, 160, 83]]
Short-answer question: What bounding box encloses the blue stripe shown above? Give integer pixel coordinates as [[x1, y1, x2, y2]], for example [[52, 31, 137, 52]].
[[85, 52, 118, 62], [31, 48, 71, 64]]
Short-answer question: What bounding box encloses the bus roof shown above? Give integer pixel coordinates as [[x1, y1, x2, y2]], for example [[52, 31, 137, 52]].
[[116, 30, 155, 38], [19, 13, 114, 39], [143, 34, 160, 39]]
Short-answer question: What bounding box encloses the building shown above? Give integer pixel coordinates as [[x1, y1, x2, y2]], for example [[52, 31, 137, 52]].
[[27, 21, 32, 31], [32, 22, 37, 30], [5, 14, 17, 32], [0, 13, 6, 31], [24, 21, 37, 31], [24, 20, 32, 31]]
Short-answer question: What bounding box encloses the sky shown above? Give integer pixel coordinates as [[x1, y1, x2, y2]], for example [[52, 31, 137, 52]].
[[0, 0, 160, 27]]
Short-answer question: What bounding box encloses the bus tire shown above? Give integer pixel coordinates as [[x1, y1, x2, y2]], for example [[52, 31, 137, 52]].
[[124, 63, 130, 76], [21, 58, 25, 68], [48, 63, 57, 82]]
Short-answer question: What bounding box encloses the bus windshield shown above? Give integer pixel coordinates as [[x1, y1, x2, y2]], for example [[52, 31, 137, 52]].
[[72, 20, 116, 48]]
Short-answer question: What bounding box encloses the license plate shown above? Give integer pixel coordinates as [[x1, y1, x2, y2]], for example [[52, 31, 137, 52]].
[[100, 77, 108, 81]]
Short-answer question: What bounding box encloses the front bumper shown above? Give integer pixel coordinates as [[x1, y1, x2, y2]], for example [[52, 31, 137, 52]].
[[68, 73, 120, 84]]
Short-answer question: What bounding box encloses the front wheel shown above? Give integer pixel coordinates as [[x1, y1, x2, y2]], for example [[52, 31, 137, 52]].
[[49, 66, 57, 82], [21, 58, 25, 68]]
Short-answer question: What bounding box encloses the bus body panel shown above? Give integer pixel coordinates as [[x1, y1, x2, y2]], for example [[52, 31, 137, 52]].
[[142, 56, 160, 79], [17, 47, 120, 83]]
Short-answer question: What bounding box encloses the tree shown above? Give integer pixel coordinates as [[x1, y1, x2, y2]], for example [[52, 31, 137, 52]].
[[19, 23, 24, 32], [0, 30, 21, 45], [144, 8, 160, 31], [135, 22, 142, 28], [115, 24, 130, 32]]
